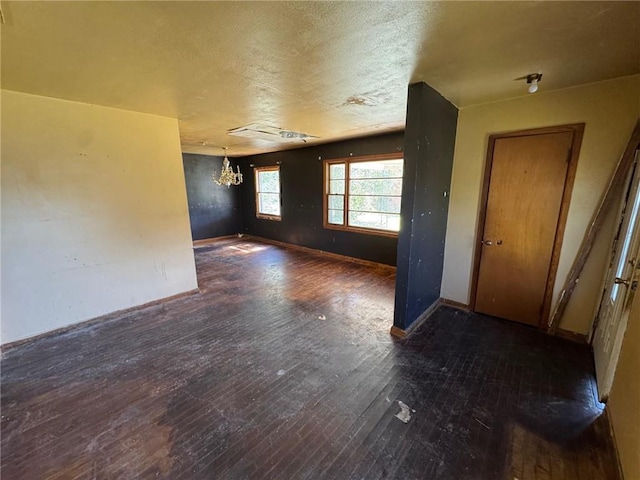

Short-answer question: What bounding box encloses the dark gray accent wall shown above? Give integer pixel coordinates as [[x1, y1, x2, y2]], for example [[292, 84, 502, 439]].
[[182, 153, 242, 241], [237, 132, 404, 266], [394, 83, 458, 331]]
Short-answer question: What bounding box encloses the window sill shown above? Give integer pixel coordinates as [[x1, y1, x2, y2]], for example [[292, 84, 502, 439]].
[[257, 214, 281, 221], [323, 223, 398, 238]]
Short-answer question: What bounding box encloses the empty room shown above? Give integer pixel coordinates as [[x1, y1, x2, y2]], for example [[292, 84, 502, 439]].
[[1, 2, 639, 479]]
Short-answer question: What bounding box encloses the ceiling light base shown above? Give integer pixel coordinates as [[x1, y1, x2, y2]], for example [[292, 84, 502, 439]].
[[526, 73, 543, 94]]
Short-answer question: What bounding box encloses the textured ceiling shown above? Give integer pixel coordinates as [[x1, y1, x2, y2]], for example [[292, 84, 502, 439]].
[[1, 1, 638, 156]]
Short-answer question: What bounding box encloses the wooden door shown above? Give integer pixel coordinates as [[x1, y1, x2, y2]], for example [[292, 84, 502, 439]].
[[473, 128, 580, 327], [593, 151, 640, 400]]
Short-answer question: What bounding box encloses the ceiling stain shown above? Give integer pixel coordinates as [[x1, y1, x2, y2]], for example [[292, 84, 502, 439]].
[[344, 96, 373, 107]]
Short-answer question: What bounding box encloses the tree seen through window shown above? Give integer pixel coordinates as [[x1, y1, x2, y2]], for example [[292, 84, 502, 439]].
[[325, 156, 403, 234]]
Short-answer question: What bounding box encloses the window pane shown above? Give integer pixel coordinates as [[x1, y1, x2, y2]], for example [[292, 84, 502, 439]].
[[324, 158, 403, 234], [255, 167, 281, 218], [329, 179, 345, 194], [350, 159, 403, 179], [348, 195, 401, 214], [328, 209, 344, 225], [328, 195, 344, 209], [349, 178, 402, 196], [259, 193, 280, 216], [611, 183, 640, 300], [329, 163, 346, 180], [258, 170, 280, 194], [348, 211, 400, 232]]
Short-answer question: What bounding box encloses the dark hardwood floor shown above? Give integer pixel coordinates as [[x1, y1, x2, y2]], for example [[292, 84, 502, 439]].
[[1, 238, 619, 479]]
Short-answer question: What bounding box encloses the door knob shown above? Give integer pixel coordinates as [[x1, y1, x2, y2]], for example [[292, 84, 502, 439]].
[[484, 240, 493, 246], [614, 277, 631, 286]]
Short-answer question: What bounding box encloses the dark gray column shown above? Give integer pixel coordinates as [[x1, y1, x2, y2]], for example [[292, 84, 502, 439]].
[[394, 82, 458, 331]]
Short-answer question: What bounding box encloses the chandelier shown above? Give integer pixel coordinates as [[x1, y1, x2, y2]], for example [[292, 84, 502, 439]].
[[212, 147, 243, 187]]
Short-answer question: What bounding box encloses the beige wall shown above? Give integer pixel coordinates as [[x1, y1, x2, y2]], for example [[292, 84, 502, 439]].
[[608, 292, 640, 480], [442, 75, 640, 334], [1, 90, 198, 344]]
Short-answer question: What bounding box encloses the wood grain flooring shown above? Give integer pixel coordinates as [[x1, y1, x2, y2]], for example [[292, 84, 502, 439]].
[[1, 238, 620, 479]]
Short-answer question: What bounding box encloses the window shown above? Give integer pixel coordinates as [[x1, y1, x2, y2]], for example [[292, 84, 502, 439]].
[[255, 166, 281, 220], [324, 154, 403, 235]]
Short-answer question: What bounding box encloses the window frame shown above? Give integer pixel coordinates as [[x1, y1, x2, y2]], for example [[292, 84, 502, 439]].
[[254, 165, 282, 221], [323, 153, 403, 237]]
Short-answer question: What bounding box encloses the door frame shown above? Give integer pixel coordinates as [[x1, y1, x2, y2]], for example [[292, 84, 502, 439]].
[[469, 123, 585, 329]]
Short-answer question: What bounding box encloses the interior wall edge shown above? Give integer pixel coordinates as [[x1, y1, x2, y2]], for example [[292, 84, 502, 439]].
[[607, 285, 640, 480], [1, 90, 198, 345]]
